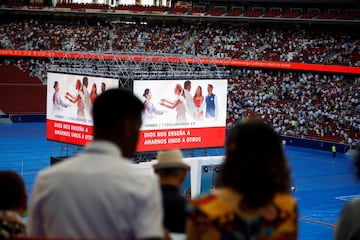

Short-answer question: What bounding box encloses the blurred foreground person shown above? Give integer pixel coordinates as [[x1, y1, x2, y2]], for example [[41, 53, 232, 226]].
[[334, 145, 360, 240], [28, 89, 164, 240], [187, 120, 298, 240], [0, 170, 27, 240], [153, 149, 190, 234]]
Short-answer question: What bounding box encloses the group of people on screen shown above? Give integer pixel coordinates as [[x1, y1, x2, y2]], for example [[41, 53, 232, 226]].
[[142, 80, 218, 123], [2, 88, 360, 240], [52, 76, 106, 119]]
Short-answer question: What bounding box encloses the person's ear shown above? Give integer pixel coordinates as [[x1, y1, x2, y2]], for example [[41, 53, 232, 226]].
[[179, 169, 187, 183]]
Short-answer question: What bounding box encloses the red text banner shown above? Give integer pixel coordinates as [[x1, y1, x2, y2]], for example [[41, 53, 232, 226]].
[[136, 127, 226, 152], [47, 119, 94, 146], [48, 120, 226, 151]]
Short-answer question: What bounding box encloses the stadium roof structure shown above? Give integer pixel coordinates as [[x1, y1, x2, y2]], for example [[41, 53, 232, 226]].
[[0, 4, 359, 25]]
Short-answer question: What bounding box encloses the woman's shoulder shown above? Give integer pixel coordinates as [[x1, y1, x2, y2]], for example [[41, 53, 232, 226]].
[[188, 191, 297, 213], [273, 193, 297, 209], [187, 191, 236, 221], [187, 192, 298, 239], [0, 219, 26, 239]]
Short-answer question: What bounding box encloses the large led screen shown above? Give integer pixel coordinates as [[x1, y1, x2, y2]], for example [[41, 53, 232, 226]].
[[133, 79, 228, 152], [46, 72, 119, 145]]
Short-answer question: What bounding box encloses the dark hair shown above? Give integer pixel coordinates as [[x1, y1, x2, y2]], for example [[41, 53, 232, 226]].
[[216, 120, 291, 211], [53, 81, 58, 89], [208, 84, 213, 89], [92, 88, 144, 136], [184, 80, 191, 90], [143, 88, 150, 97], [0, 170, 27, 211], [82, 76, 88, 84], [193, 86, 203, 100]]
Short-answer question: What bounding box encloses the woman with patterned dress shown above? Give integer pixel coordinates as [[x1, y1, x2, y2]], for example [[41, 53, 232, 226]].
[[186, 120, 298, 240]]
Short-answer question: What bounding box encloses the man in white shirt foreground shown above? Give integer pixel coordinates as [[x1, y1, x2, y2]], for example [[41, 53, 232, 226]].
[[28, 88, 164, 240]]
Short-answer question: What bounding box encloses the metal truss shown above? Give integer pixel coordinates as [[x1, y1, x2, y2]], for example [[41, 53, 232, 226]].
[[47, 52, 231, 89], [49, 142, 84, 165], [132, 151, 157, 163]]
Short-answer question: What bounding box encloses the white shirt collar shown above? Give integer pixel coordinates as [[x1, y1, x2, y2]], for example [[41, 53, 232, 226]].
[[85, 140, 122, 158]]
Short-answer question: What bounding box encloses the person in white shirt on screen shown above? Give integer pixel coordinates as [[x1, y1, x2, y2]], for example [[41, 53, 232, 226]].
[[143, 88, 165, 120], [52, 81, 68, 112], [65, 79, 85, 118], [160, 84, 187, 122], [183, 80, 197, 119], [82, 76, 92, 116]]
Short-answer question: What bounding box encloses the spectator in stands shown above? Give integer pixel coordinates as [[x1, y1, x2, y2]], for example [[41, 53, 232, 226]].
[[226, 70, 359, 146], [160, 84, 187, 122], [332, 145, 337, 158], [65, 79, 85, 118], [186, 120, 298, 240], [334, 145, 360, 240], [2, 19, 360, 65], [153, 149, 190, 234], [52, 81, 68, 112], [28, 89, 164, 240], [0, 170, 27, 240]]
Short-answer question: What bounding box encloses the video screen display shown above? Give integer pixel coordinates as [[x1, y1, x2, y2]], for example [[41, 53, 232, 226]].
[[133, 79, 228, 152], [46, 72, 119, 145]]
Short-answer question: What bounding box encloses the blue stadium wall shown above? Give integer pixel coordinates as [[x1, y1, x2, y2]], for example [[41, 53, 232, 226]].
[[282, 136, 349, 153], [10, 114, 46, 123], [11, 114, 349, 153]]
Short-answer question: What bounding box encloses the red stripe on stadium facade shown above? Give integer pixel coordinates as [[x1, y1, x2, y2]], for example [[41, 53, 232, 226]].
[[0, 49, 359, 75]]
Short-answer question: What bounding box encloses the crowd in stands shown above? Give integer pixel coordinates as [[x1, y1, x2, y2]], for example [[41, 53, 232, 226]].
[[227, 69, 360, 145], [1, 58, 48, 83], [0, 18, 359, 66], [1, 57, 358, 145], [0, 16, 359, 144]]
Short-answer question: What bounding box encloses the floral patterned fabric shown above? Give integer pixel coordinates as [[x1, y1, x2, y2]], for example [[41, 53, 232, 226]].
[[0, 219, 26, 240], [187, 193, 298, 240]]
